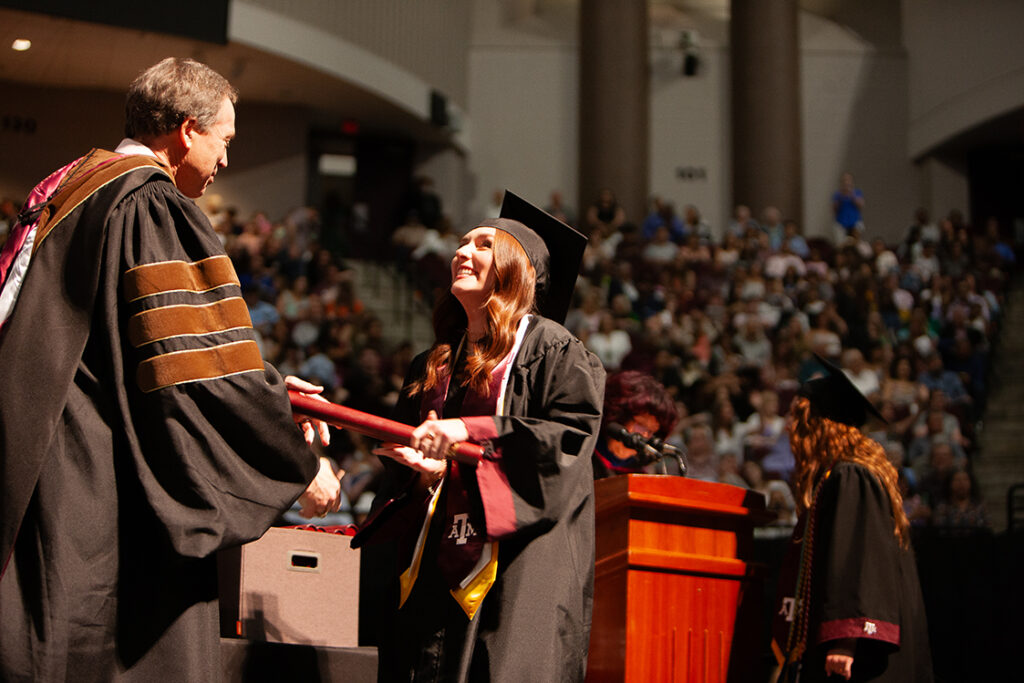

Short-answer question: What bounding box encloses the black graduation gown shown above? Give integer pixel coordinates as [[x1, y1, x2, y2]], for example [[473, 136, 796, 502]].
[[359, 316, 605, 682], [0, 152, 318, 682], [775, 462, 933, 682]]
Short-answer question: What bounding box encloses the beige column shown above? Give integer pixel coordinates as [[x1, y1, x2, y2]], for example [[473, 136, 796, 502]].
[[730, 0, 802, 224], [578, 0, 649, 226]]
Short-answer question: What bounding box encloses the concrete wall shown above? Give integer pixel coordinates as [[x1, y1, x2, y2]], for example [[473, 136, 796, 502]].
[[466, 0, 915, 242], [903, 0, 1024, 158], [466, 1, 579, 221], [800, 8, 916, 239], [240, 0, 472, 106]]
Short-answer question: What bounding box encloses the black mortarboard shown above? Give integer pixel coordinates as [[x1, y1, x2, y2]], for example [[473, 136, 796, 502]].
[[797, 353, 885, 427], [493, 190, 587, 324]]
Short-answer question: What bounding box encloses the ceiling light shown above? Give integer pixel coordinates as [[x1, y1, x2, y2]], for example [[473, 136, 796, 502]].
[[12, 39, 31, 51]]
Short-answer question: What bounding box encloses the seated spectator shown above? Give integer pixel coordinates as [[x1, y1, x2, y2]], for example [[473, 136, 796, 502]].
[[780, 219, 810, 258], [884, 440, 917, 491], [740, 460, 797, 527], [880, 355, 926, 409], [390, 210, 428, 262], [716, 233, 742, 269], [727, 203, 759, 239], [907, 207, 939, 246], [410, 217, 459, 262], [711, 398, 743, 461], [914, 438, 964, 506], [931, 467, 991, 530], [276, 274, 312, 323], [641, 225, 681, 266], [682, 204, 713, 243], [544, 189, 576, 227], [840, 347, 881, 400], [299, 342, 338, 391], [867, 399, 917, 447], [606, 260, 641, 311], [676, 232, 712, 268], [899, 467, 931, 527], [912, 239, 941, 284], [805, 305, 845, 360], [736, 390, 785, 459], [564, 287, 605, 338], [944, 335, 987, 409], [918, 351, 972, 408], [733, 317, 773, 368], [983, 216, 1016, 268], [586, 311, 633, 371], [913, 387, 969, 445], [908, 409, 968, 467], [872, 237, 898, 275], [761, 206, 785, 251], [642, 195, 668, 240], [586, 187, 627, 237], [244, 283, 280, 337], [717, 452, 747, 488], [682, 423, 719, 481], [764, 241, 806, 280]]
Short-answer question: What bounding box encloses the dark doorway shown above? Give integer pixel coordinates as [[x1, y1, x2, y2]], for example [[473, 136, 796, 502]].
[[308, 131, 414, 260], [968, 145, 1024, 240]]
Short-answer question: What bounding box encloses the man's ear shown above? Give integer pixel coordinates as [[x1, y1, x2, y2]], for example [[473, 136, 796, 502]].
[[179, 117, 198, 150]]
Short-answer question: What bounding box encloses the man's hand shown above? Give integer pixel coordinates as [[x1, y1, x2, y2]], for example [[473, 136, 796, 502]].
[[285, 375, 331, 446], [298, 457, 345, 518]]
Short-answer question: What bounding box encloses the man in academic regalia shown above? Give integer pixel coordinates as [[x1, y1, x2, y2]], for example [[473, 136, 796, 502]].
[[773, 355, 933, 682], [0, 58, 342, 682]]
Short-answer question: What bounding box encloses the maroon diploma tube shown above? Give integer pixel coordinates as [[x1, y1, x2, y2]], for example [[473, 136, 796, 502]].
[[288, 390, 484, 464]]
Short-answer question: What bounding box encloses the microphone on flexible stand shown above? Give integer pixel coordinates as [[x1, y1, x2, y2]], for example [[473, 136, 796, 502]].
[[605, 423, 688, 476]]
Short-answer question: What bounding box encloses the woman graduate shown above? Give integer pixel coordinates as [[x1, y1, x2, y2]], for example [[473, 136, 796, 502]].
[[773, 355, 932, 682], [354, 192, 605, 681]]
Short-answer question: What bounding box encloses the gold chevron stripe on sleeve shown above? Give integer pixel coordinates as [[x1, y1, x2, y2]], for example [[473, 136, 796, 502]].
[[127, 297, 252, 348], [136, 340, 264, 393], [124, 255, 239, 302]]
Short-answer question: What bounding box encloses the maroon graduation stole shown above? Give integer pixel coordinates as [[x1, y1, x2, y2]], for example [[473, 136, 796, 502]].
[[772, 471, 830, 678], [398, 316, 531, 619]]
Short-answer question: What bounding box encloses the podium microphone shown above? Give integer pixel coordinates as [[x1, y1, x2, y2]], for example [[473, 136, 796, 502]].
[[605, 423, 687, 475]]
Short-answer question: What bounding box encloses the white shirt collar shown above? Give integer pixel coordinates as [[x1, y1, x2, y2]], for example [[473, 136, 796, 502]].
[[114, 138, 158, 158]]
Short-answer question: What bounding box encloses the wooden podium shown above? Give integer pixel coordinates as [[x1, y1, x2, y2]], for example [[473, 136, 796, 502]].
[[586, 475, 770, 683]]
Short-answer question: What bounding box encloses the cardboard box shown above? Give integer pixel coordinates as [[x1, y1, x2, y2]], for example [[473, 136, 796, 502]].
[[218, 527, 360, 648]]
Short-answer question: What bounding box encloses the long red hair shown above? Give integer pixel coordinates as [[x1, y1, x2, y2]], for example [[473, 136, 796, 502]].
[[789, 396, 910, 547], [408, 229, 537, 397]]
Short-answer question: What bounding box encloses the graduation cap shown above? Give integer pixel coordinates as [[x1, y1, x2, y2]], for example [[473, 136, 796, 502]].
[[797, 353, 885, 427], [491, 190, 587, 325]]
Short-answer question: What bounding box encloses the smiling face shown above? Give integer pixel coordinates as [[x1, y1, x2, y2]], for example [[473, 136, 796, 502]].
[[176, 96, 235, 198], [451, 226, 497, 309]]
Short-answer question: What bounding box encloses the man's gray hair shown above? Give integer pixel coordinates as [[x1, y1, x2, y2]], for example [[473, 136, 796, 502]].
[[125, 57, 237, 140]]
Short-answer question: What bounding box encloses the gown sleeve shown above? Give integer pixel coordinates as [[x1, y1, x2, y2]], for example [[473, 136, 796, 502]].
[[108, 179, 318, 558], [813, 462, 903, 649], [461, 330, 606, 540]]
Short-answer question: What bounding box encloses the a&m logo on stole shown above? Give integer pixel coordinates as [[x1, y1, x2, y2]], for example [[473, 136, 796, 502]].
[[778, 597, 800, 622], [448, 513, 477, 545]]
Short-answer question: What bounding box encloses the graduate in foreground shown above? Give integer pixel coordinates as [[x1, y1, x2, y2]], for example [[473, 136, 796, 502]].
[[354, 192, 605, 682]]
